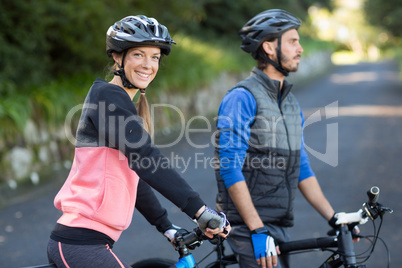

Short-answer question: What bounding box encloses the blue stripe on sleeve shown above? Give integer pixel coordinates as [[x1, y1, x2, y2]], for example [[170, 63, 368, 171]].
[[299, 109, 315, 182], [217, 88, 256, 189]]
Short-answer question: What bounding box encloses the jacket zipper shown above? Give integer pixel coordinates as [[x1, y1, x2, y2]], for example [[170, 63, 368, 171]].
[[278, 90, 292, 220]]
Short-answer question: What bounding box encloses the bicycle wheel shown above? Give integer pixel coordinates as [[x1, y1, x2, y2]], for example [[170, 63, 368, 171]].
[[130, 258, 176, 268]]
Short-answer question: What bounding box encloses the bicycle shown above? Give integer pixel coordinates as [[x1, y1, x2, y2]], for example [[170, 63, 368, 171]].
[[23, 186, 392, 268], [131, 186, 393, 268]]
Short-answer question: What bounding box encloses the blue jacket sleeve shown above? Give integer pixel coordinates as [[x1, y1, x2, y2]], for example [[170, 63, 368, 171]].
[[299, 109, 315, 182], [217, 88, 256, 189], [217, 88, 313, 186]]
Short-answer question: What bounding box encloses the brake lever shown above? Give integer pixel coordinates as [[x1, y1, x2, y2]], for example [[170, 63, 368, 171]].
[[380, 205, 393, 214], [363, 202, 393, 220], [378, 204, 393, 218]]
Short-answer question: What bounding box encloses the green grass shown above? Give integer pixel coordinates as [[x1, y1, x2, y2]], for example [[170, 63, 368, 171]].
[[0, 74, 94, 146]]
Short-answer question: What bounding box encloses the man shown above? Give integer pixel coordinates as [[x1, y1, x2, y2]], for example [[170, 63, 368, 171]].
[[214, 9, 338, 268]]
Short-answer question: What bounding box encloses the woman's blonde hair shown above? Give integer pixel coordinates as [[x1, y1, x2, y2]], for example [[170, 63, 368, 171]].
[[136, 90, 153, 137]]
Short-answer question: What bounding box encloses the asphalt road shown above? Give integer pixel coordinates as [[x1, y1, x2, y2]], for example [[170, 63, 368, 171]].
[[1, 60, 401, 268]]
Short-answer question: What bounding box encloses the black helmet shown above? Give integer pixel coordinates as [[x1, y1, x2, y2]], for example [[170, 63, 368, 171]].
[[239, 9, 301, 59], [106, 15, 176, 57]]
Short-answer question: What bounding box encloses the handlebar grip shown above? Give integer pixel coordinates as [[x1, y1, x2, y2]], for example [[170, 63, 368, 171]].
[[279, 237, 338, 254], [207, 219, 221, 229], [367, 186, 380, 205]]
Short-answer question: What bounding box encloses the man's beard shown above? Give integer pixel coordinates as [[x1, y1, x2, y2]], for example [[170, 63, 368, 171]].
[[278, 54, 300, 73]]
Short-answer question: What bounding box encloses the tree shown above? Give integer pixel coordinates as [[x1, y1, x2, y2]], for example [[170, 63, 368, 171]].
[[364, 0, 402, 38]]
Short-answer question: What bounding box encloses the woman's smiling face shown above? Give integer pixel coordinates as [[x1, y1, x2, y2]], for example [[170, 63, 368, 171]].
[[122, 47, 161, 89]]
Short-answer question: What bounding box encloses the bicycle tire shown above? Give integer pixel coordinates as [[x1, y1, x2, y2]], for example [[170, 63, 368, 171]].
[[21, 264, 57, 268], [130, 258, 176, 268], [205, 254, 238, 268]]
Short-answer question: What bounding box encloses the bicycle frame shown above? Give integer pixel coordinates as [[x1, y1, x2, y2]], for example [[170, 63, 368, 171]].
[[175, 255, 197, 268]]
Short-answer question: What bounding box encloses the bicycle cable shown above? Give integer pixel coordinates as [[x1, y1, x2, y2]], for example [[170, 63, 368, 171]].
[[354, 235, 375, 260], [195, 238, 225, 267], [356, 235, 390, 268], [334, 219, 378, 264], [355, 215, 389, 267], [351, 221, 377, 260]]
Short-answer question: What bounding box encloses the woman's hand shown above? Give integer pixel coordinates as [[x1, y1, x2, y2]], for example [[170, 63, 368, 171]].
[[195, 206, 231, 239]]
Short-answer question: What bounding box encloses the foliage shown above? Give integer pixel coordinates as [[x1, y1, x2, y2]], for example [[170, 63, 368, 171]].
[[151, 34, 254, 94], [0, 95, 31, 144], [0, 0, 108, 95], [0, 0, 331, 95], [197, 0, 331, 38], [0, 0, 333, 146], [364, 0, 402, 38]]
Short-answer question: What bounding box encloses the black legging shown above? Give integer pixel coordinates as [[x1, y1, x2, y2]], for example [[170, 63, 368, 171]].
[[47, 239, 131, 268]]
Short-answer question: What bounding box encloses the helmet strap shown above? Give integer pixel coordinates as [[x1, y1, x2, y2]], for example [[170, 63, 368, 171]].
[[275, 36, 290, 76], [258, 36, 289, 77]]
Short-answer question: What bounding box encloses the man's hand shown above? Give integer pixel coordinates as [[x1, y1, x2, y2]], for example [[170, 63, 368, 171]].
[[328, 212, 361, 242], [250, 226, 280, 268]]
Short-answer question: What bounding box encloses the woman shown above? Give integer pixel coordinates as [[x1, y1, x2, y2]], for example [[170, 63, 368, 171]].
[[47, 15, 230, 268]]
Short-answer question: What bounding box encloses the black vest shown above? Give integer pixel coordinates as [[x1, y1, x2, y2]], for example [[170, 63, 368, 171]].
[[215, 67, 302, 227]]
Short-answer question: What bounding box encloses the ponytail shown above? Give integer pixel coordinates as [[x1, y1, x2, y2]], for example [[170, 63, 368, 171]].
[[136, 90, 153, 138]]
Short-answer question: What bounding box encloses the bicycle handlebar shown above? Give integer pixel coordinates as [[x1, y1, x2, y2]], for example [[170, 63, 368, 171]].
[[172, 219, 227, 258], [332, 186, 392, 226], [335, 209, 368, 225], [280, 186, 392, 257], [172, 227, 213, 259], [207, 218, 221, 229], [367, 185, 380, 205], [279, 236, 338, 254], [174, 228, 205, 248], [172, 186, 392, 266]]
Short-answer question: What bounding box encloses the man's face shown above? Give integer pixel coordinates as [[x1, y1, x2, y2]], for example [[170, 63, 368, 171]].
[[278, 29, 303, 72]]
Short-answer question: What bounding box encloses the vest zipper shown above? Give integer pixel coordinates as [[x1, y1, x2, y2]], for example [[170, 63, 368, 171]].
[[278, 95, 293, 220]]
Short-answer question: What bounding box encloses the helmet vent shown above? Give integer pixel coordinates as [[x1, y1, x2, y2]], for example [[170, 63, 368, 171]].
[[238, 9, 301, 60], [251, 30, 262, 39], [106, 15, 175, 56]]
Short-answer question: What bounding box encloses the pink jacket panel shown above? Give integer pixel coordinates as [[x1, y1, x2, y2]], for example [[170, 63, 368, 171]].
[[54, 147, 139, 241]]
